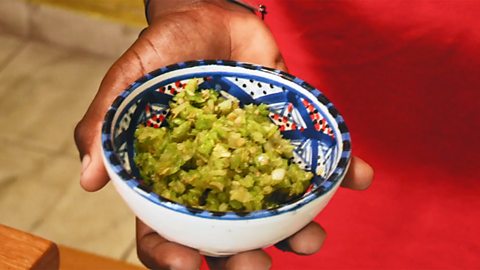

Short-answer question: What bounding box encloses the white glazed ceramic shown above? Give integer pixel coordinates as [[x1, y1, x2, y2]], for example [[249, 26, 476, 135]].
[[101, 60, 351, 256]]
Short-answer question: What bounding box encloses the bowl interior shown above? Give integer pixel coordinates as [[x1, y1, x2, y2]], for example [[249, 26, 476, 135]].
[[103, 61, 350, 218]]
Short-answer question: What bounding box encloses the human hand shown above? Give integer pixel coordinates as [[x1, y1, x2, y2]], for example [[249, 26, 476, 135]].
[[74, 0, 374, 269]]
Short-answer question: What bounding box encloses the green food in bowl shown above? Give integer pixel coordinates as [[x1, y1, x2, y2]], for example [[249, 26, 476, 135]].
[[134, 79, 313, 212]]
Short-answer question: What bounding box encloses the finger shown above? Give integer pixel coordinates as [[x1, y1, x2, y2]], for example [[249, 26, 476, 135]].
[[79, 145, 108, 192], [206, 249, 272, 270], [275, 222, 326, 255], [136, 218, 202, 270], [341, 156, 374, 190], [74, 119, 109, 191]]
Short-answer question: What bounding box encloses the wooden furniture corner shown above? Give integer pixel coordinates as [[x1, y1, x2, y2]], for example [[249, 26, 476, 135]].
[[0, 224, 144, 270]]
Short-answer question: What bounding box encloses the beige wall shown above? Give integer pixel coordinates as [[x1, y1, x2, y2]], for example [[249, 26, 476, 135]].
[[30, 0, 146, 26]]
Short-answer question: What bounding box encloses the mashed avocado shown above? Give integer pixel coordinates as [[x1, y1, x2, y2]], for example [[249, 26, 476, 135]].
[[134, 79, 313, 212]]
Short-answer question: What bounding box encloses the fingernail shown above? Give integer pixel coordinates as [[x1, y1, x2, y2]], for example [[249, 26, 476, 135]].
[[81, 155, 91, 175]]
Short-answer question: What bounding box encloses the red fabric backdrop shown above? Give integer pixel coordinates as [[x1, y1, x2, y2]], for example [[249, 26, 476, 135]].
[[204, 1, 480, 269], [263, 1, 480, 269]]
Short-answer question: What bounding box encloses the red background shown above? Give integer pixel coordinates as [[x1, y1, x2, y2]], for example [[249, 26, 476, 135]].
[[210, 1, 480, 269]]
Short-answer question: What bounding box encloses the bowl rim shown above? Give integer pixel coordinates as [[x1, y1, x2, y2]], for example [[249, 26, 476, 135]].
[[101, 59, 351, 220]]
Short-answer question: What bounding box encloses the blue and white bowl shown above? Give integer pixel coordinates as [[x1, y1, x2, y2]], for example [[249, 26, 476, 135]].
[[101, 60, 351, 256]]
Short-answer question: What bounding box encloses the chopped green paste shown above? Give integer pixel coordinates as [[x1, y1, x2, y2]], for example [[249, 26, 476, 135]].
[[134, 79, 313, 212]]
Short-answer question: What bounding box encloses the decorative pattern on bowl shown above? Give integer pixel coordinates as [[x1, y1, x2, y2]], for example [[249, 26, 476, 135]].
[[102, 60, 351, 220]]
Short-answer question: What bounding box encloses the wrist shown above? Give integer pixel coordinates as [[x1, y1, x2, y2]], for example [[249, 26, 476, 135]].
[[145, 0, 199, 24], [145, 0, 257, 24]]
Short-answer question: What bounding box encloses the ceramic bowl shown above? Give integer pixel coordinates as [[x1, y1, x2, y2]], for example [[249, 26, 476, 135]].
[[101, 60, 351, 256]]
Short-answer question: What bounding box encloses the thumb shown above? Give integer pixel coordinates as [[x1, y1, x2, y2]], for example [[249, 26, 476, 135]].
[[74, 119, 109, 191]]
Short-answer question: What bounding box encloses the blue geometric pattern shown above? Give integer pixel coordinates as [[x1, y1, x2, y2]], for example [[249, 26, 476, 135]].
[[101, 60, 352, 220]]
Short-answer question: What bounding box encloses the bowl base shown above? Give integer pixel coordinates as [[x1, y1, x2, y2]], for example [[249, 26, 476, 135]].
[[199, 250, 236, 257]]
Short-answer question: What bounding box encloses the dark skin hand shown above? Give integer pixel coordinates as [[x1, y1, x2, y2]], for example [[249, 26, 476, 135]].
[[74, 1, 374, 269]]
